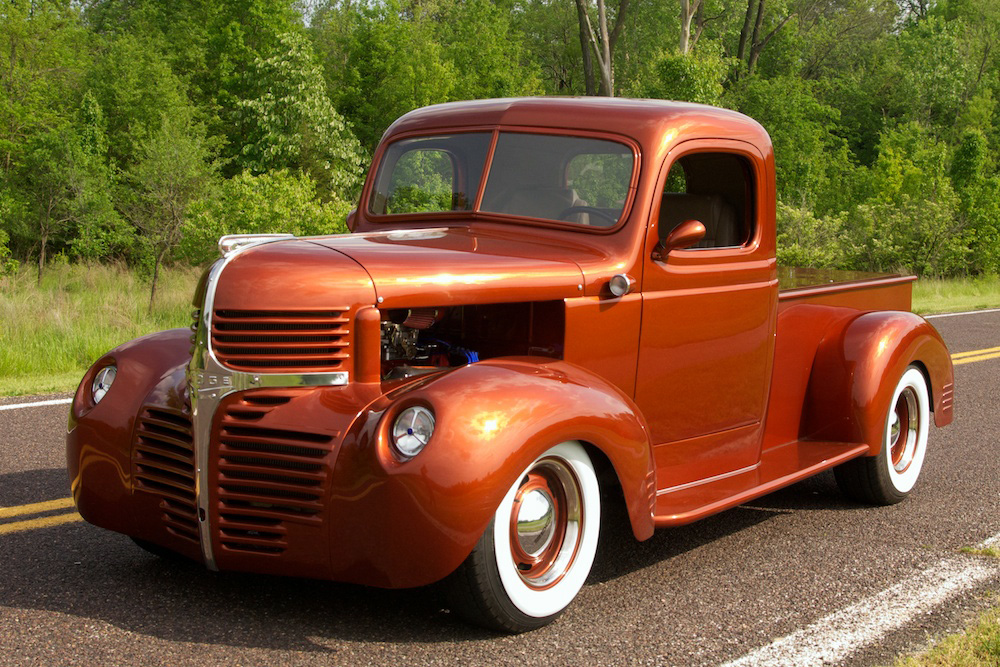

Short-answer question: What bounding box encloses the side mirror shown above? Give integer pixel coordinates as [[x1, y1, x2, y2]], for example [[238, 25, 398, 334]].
[[651, 219, 706, 261], [346, 208, 358, 232]]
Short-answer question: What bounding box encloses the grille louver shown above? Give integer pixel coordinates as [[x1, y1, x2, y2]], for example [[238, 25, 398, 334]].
[[215, 395, 336, 555], [211, 309, 351, 373], [133, 406, 199, 544]]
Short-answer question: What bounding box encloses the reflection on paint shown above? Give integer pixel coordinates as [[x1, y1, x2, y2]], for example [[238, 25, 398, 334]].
[[394, 273, 505, 287], [472, 411, 510, 441]]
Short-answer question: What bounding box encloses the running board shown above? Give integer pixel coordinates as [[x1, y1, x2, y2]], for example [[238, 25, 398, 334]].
[[653, 440, 870, 527]]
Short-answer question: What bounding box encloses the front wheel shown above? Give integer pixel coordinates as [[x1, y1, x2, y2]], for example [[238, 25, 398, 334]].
[[835, 366, 930, 505], [445, 441, 601, 633]]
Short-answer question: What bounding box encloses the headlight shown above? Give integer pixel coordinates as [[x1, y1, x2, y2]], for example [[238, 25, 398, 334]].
[[391, 405, 435, 461], [92, 365, 117, 404]]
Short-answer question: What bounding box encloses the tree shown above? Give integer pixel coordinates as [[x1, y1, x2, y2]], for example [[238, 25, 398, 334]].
[[127, 112, 215, 310], [237, 31, 364, 199], [679, 0, 704, 54], [573, 0, 632, 95], [15, 123, 110, 284], [312, 0, 455, 150], [181, 169, 352, 263]]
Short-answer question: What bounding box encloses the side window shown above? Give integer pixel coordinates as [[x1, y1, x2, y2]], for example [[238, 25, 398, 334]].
[[386, 149, 455, 214], [658, 153, 754, 249]]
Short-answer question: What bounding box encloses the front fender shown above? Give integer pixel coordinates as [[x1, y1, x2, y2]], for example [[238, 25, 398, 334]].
[[803, 312, 954, 454], [67, 328, 192, 535], [326, 357, 653, 588]]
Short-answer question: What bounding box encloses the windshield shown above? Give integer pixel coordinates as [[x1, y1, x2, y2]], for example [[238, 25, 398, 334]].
[[368, 131, 634, 228]]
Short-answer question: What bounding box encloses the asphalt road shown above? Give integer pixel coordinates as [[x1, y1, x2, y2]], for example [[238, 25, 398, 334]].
[[2, 310, 998, 666]]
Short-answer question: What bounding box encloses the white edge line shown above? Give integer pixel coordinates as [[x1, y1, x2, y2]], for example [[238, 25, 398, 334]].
[[925, 307, 1000, 319], [0, 398, 73, 411], [720, 531, 1000, 667]]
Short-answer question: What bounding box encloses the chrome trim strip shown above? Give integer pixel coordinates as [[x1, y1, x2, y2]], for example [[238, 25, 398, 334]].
[[187, 237, 350, 570], [655, 462, 759, 496]]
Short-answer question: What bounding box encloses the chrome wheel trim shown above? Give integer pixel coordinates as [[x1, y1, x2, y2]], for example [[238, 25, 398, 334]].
[[508, 458, 582, 590]]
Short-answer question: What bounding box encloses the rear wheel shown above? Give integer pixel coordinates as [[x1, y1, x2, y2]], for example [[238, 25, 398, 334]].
[[835, 366, 930, 505], [445, 441, 600, 633]]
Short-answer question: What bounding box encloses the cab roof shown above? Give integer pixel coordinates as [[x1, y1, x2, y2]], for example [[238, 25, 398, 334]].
[[382, 97, 772, 156]]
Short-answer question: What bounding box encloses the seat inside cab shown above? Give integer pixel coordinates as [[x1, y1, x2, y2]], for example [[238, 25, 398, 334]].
[[658, 153, 753, 248]]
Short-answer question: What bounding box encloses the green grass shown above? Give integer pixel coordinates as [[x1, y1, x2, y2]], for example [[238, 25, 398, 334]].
[[959, 546, 1000, 559], [912, 275, 1000, 315], [1, 265, 999, 397], [892, 606, 1000, 666], [0, 262, 200, 396]]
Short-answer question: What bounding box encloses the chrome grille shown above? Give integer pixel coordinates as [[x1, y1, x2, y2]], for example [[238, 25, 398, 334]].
[[133, 406, 199, 544], [211, 309, 351, 373]]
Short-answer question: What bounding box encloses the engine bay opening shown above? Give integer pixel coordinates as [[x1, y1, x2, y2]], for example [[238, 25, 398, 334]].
[[380, 301, 565, 380]]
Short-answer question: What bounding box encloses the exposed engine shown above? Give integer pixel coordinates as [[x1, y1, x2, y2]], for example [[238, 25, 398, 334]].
[[379, 302, 565, 381], [381, 308, 479, 380]]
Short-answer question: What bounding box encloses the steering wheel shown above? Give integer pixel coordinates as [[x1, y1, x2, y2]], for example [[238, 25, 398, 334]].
[[556, 206, 618, 225]]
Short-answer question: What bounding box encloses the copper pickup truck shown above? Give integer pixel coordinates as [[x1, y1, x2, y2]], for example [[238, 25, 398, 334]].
[[68, 97, 954, 632]]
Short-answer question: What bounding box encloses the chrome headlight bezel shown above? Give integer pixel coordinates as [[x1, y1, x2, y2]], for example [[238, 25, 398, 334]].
[[91, 365, 117, 405], [390, 405, 435, 461]]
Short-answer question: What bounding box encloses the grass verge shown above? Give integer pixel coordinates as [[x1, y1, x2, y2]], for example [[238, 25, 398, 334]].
[[0, 262, 200, 396], [912, 275, 1000, 315], [893, 606, 1000, 666], [2, 265, 999, 396]]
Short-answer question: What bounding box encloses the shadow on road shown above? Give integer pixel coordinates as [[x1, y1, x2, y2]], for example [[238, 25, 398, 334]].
[[0, 465, 859, 652]]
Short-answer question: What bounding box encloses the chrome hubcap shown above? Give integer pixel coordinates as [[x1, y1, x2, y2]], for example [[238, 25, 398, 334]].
[[890, 388, 919, 473], [516, 488, 556, 556], [508, 458, 583, 590]]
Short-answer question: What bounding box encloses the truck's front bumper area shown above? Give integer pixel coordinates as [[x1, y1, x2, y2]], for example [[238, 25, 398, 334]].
[[67, 330, 480, 588]]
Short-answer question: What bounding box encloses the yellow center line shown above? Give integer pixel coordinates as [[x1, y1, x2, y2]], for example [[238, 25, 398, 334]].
[[0, 496, 75, 519], [951, 345, 1000, 360], [953, 351, 1000, 366], [0, 511, 83, 535]]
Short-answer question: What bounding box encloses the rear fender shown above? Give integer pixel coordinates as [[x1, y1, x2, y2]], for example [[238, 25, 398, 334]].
[[327, 357, 654, 588], [802, 312, 954, 454]]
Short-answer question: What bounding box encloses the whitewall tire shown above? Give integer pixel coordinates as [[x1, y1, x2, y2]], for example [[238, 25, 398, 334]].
[[446, 441, 601, 632]]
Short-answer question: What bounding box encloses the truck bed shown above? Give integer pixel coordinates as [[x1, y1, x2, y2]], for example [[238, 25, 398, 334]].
[[777, 266, 916, 312]]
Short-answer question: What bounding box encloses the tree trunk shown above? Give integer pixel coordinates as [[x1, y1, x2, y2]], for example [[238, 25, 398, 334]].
[[148, 247, 167, 313], [679, 0, 703, 55], [737, 0, 757, 63], [596, 0, 614, 95], [575, 0, 625, 97], [575, 0, 597, 95]]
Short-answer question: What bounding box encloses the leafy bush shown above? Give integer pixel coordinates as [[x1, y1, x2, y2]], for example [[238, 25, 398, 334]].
[[775, 203, 845, 268], [0, 229, 19, 275], [179, 170, 353, 263], [643, 49, 730, 106]]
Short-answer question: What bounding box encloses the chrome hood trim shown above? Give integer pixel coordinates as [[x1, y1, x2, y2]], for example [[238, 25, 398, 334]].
[[186, 237, 349, 570]]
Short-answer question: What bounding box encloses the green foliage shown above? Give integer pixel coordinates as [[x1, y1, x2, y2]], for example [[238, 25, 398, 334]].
[[0, 0, 999, 281], [314, 0, 457, 151], [0, 228, 18, 275], [236, 32, 365, 199], [775, 203, 845, 268], [181, 169, 352, 263], [728, 75, 856, 214], [85, 35, 193, 169], [641, 50, 731, 106]]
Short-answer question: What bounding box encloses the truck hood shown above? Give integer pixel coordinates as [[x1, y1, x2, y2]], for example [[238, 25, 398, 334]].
[[303, 227, 594, 309]]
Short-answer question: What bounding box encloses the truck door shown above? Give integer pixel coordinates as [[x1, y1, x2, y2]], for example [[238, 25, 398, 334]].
[[635, 140, 777, 488]]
